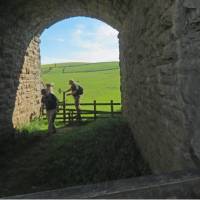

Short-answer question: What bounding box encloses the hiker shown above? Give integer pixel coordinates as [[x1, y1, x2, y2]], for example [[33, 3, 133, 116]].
[[41, 88, 58, 134], [46, 83, 54, 94], [65, 80, 83, 120]]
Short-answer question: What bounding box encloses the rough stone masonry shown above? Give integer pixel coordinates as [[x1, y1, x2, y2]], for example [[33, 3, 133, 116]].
[[1, 0, 200, 173]]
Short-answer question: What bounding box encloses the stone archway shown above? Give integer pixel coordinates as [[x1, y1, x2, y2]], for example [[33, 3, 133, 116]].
[[1, 0, 200, 173], [0, 0, 128, 133]]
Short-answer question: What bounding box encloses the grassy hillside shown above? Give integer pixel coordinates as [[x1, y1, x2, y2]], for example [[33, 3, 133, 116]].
[[41, 62, 121, 104], [0, 118, 151, 197]]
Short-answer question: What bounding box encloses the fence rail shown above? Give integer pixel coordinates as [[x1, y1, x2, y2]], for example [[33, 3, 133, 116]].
[[42, 92, 121, 124]]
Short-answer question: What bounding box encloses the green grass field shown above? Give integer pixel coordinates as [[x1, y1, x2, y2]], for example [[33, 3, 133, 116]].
[[41, 62, 121, 104], [0, 118, 151, 197]]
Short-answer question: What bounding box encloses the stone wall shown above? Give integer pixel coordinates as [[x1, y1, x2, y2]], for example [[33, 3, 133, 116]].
[[175, 0, 200, 169], [120, 0, 197, 173], [0, 2, 33, 136], [12, 37, 41, 128]]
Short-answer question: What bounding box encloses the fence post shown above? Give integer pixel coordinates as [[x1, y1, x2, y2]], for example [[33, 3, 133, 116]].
[[72, 110, 74, 122], [63, 92, 66, 124], [111, 100, 114, 117], [94, 100, 97, 120], [68, 112, 70, 124]]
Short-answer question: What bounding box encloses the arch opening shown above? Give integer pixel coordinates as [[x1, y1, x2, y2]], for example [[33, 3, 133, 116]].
[[40, 17, 121, 102], [1, 0, 127, 136], [12, 15, 122, 128]]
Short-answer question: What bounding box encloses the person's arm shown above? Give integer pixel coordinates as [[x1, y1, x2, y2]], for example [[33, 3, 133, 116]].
[[66, 86, 77, 96], [41, 97, 45, 107], [67, 90, 78, 96], [55, 96, 59, 112], [40, 97, 45, 115], [65, 88, 71, 93]]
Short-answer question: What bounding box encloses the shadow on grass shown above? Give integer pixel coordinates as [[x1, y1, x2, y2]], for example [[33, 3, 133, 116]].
[[0, 117, 151, 197]]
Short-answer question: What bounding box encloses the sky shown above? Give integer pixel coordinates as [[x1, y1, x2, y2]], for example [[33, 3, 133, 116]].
[[40, 17, 119, 64]]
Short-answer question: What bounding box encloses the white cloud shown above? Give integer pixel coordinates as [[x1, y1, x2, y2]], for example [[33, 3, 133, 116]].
[[73, 23, 118, 43], [74, 29, 83, 39], [96, 24, 118, 39], [41, 21, 119, 64], [70, 23, 119, 62], [55, 38, 65, 42]]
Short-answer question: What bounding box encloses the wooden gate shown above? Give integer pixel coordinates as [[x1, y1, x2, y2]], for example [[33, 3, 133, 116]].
[[42, 92, 121, 124]]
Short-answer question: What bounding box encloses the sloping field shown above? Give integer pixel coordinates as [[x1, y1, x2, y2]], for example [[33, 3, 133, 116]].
[[41, 62, 121, 104]]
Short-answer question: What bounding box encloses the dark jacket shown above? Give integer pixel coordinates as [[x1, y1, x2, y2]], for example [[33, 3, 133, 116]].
[[42, 93, 58, 111]]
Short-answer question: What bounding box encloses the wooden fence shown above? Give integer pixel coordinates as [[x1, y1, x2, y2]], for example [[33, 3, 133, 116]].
[[42, 92, 122, 124]]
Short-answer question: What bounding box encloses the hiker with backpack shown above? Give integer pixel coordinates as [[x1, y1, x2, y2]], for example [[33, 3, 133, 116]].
[[41, 88, 58, 135], [66, 80, 83, 120]]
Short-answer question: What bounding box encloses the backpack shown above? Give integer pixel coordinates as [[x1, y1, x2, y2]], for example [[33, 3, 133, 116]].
[[43, 93, 58, 110], [77, 85, 83, 95]]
